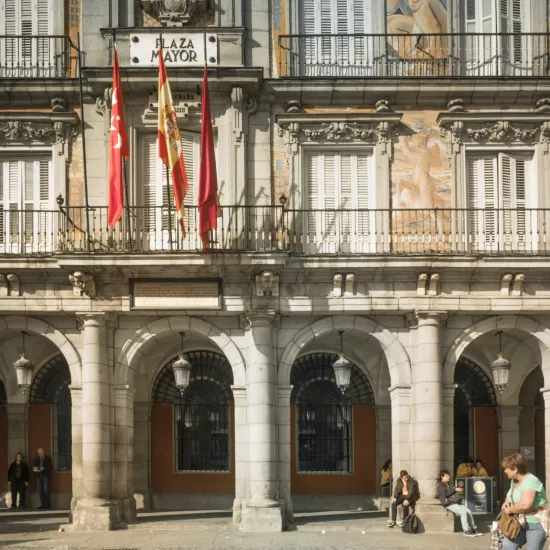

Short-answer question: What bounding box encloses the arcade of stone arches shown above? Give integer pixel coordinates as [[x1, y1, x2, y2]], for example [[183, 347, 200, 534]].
[[0, 314, 546, 523]]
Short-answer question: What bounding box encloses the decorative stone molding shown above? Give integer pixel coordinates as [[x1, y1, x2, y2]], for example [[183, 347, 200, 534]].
[[447, 99, 465, 113], [95, 88, 112, 116], [69, 271, 96, 299], [417, 273, 428, 296], [51, 98, 67, 113], [0, 112, 79, 156], [428, 273, 440, 296], [500, 273, 513, 296], [512, 273, 525, 297], [6, 274, 20, 297], [231, 86, 244, 142], [375, 100, 391, 113], [142, 0, 206, 26], [255, 270, 279, 297], [285, 100, 301, 114], [0, 275, 8, 297], [333, 274, 343, 298], [535, 98, 550, 113], [344, 274, 355, 296], [438, 112, 550, 154], [143, 91, 211, 124], [246, 95, 259, 115], [276, 113, 402, 160]]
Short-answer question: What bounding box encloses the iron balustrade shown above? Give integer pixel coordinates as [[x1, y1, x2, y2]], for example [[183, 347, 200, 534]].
[[1, 205, 550, 255], [277, 33, 550, 78], [0, 35, 77, 78]]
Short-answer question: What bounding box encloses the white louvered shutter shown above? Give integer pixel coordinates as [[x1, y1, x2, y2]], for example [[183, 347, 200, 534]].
[[38, 159, 50, 243], [340, 154, 352, 238], [180, 131, 198, 235], [306, 154, 319, 242], [37, 0, 52, 70], [500, 153, 527, 246], [467, 156, 480, 239], [467, 155, 497, 247], [302, 0, 317, 71], [8, 161, 19, 241], [322, 153, 336, 242], [319, 0, 332, 67], [356, 154, 369, 242], [142, 135, 159, 233]]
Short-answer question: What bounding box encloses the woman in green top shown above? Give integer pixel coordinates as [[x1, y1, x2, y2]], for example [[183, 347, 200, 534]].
[[501, 453, 547, 550]]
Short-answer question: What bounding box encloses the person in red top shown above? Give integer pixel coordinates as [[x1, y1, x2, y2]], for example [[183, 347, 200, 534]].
[[388, 470, 420, 528]]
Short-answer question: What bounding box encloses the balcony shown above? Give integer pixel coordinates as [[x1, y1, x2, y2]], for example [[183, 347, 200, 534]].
[[277, 33, 550, 78], [1, 206, 550, 257], [0, 35, 77, 78]]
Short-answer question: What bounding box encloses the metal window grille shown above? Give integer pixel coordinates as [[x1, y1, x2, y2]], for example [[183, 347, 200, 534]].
[[29, 354, 72, 471], [152, 351, 233, 473], [290, 353, 374, 474]]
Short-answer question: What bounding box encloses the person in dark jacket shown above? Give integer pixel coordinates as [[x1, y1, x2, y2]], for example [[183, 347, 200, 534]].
[[7, 453, 29, 509], [33, 447, 53, 509], [388, 470, 420, 528], [438, 469, 480, 537]]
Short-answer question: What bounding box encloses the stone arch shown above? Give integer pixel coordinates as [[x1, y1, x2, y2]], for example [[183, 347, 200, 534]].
[[279, 315, 411, 387], [115, 316, 246, 388], [444, 315, 550, 387], [1, 316, 81, 386]]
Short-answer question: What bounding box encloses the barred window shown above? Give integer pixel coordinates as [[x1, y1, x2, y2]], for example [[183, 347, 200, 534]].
[[152, 351, 234, 473], [291, 352, 374, 474], [29, 354, 72, 471]]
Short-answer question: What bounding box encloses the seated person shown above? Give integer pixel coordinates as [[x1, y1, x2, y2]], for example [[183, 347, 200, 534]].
[[455, 457, 473, 479], [388, 470, 420, 528], [381, 459, 392, 488], [438, 469, 481, 537], [471, 459, 488, 477]]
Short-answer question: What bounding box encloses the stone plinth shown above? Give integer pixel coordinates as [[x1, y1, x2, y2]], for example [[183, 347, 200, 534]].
[[415, 501, 455, 533], [72, 498, 121, 531], [242, 500, 284, 533]]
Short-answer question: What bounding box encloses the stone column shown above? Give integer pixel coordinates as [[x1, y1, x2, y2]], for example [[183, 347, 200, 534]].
[[5, 404, 27, 509], [413, 311, 451, 531], [113, 384, 136, 523], [69, 386, 83, 517], [542, 389, 550, 496], [242, 313, 283, 532], [73, 313, 120, 530], [389, 385, 412, 477], [277, 385, 293, 524], [377, 406, 392, 492], [442, 385, 457, 472], [500, 406, 521, 494], [231, 386, 248, 524], [133, 403, 151, 510]]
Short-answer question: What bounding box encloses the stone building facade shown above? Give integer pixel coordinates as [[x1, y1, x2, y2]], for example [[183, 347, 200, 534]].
[[0, 0, 549, 533]]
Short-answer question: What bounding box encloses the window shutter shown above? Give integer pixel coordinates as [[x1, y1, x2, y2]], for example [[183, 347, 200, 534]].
[[38, 159, 50, 241], [320, 0, 333, 65], [37, 0, 51, 68], [142, 134, 158, 233], [322, 153, 336, 240], [302, 0, 317, 68], [482, 157, 496, 240], [500, 153, 513, 242], [340, 153, 352, 236], [356, 154, 369, 237], [306, 153, 319, 239], [513, 156, 527, 239], [336, 0, 348, 65], [180, 131, 197, 233]]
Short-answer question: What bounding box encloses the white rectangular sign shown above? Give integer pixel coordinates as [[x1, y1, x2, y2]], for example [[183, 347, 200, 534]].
[[130, 32, 218, 67]]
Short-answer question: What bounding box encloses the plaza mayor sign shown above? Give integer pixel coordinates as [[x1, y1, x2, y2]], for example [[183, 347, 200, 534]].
[[130, 32, 218, 67]]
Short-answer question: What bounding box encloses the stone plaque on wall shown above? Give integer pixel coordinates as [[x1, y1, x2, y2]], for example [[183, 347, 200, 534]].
[[130, 278, 222, 309]]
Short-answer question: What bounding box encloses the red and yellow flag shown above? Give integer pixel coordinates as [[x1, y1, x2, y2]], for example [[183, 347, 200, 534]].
[[157, 48, 189, 234]]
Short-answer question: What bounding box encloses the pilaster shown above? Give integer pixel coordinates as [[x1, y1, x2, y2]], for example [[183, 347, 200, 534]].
[[277, 385, 293, 524], [231, 385, 248, 524], [541, 388, 550, 496], [69, 385, 83, 517]]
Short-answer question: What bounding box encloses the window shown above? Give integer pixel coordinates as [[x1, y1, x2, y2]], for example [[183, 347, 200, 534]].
[[301, 0, 373, 76], [462, 0, 527, 75], [1, 0, 54, 76], [467, 152, 533, 251], [139, 132, 199, 246], [152, 351, 234, 473], [29, 355, 72, 472], [305, 150, 374, 253], [0, 155, 53, 252], [291, 353, 374, 474]]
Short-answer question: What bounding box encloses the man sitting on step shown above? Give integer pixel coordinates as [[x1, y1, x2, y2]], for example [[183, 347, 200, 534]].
[[388, 470, 420, 528]]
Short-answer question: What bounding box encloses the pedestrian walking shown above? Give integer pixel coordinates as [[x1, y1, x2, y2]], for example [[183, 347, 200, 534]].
[[7, 453, 29, 509], [500, 453, 547, 550], [33, 446, 53, 509], [438, 469, 481, 537]]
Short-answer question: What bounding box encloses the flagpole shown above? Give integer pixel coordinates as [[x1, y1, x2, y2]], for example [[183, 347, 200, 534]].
[[77, 32, 91, 251], [165, 165, 174, 250]]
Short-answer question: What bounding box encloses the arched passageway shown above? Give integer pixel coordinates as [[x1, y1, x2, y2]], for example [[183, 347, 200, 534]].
[[150, 350, 235, 509], [0, 379, 6, 499], [28, 354, 72, 508], [289, 352, 377, 510]]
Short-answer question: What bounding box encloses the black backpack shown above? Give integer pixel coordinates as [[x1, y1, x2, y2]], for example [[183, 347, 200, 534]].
[[402, 513, 419, 534]]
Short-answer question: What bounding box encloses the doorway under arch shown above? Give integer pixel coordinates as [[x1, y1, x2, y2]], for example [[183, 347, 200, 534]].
[[453, 356, 498, 477], [28, 354, 72, 508], [0, 379, 6, 500]]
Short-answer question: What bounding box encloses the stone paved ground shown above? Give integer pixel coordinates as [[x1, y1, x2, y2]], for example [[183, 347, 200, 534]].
[[0, 510, 548, 550]]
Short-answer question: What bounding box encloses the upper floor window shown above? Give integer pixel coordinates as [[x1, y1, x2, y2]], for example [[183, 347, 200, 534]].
[[305, 149, 374, 253], [467, 151, 534, 251]]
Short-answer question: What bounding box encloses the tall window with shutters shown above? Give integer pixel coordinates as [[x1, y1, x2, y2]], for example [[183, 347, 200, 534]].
[[1, 0, 54, 77], [305, 150, 374, 254], [139, 132, 199, 248], [467, 152, 533, 252], [462, 0, 528, 76], [300, 0, 373, 77], [0, 156, 52, 253]]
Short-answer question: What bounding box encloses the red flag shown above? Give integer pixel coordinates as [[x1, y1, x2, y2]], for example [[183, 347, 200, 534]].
[[157, 48, 189, 234], [108, 47, 129, 227], [198, 67, 219, 249]]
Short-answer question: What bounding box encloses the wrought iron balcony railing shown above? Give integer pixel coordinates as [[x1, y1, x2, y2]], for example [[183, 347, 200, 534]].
[[277, 33, 550, 78], [0, 35, 77, 78], [1, 206, 550, 257]]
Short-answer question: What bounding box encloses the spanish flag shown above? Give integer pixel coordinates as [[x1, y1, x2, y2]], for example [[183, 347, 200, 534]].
[[157, 48, 188, 234]]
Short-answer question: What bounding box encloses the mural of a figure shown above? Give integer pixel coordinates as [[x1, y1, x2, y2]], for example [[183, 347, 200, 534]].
[[387, 0, 448, 65]]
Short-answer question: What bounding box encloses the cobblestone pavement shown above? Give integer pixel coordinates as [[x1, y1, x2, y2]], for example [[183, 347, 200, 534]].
[[0, 510, 547, 550]]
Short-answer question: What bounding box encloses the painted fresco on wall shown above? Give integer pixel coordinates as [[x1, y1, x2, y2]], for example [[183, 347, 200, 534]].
[[386, 0, 448, 68]]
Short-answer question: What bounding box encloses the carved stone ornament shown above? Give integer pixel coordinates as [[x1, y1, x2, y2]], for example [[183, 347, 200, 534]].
[[428, 273, 440, 296], [69, 271, 96, 299], [255, 270, 279, 297], [333, 274, 343, 298], [466, 121, 538, 143], [535, 98, 550, 113], [144, 0, 203, 26], [0, 275, 8, 297], [344, 273, 355, 296], [285, 100, 301, 114], [500, 273, 513, 296], [303, 122, 376, 142], [447, 99, 465, 113], [417, 273, 428, 296], [6, 273, 20, 297], [512, 273, 525, 297], [375, 100, 391, 113], [51, 98, 67, 113]]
